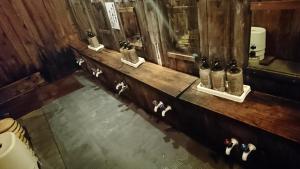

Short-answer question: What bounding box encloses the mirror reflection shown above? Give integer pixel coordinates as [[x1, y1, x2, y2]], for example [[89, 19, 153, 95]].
[[249, 1, 300, 77]]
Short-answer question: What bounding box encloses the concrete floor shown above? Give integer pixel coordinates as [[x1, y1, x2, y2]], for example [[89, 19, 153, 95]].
[[20, 72, 244, 169]]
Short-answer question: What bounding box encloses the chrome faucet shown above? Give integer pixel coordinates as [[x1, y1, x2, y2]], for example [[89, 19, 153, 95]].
[[224, 138, 239, 156], [153, 100, 164, 113], [241, 143, 256, 161], [161, 105, 172, 117], [116, 82, 128, 95], [76, 58, 85, 66]]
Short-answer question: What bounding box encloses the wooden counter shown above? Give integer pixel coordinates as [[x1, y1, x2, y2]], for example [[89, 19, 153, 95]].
[[69, 41, 197, 97], [71, 41, 300, 144], [180, 79, 300, 144]]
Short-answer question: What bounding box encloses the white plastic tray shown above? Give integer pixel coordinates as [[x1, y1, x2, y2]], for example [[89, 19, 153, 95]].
[[88, 44, 104, 52], [196, 83, 251, 103], [121, 57, 145, 68]]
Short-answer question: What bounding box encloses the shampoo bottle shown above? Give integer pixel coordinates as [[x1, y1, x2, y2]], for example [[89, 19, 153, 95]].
[[226, 60, 244, 96], [123, 42, 130, 61], [199, 57, 211, 88], [211, 60, 225, 92], [127, 45, 139, 64], [87, 31, 100, 48]]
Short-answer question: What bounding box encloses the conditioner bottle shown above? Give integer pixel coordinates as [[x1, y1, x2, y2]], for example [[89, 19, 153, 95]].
[[199, 57, 211, 88], [227, 60, 244, 96], [127, 45, 139, 64], [211, 60, 225, 92]]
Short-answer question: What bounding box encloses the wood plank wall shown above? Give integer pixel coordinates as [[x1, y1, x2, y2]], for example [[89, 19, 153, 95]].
[[0, 0, 79, 87], [251, 0, 300, 62]]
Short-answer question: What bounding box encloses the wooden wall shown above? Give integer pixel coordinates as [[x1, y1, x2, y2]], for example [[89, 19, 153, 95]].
[[0, 0, 79, 87], [251, 0, 300, 62]]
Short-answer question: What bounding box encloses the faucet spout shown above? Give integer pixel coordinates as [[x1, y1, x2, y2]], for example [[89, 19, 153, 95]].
[[162, 106, 172, 117], [242, 143, 256, 161], [153, 101, 164, 113], [95, 69, 103, 77], [116, 82, 128, 95]]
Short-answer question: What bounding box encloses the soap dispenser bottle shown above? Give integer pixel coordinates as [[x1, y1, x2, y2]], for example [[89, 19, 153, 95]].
[[211, 60, 225, 92], [87, 31, 100, 48], [127, 45, 139, 64], [119, 41, 127, 60], [249, 45, 259, 64], [199, 56, 211, 88], [226, 60, 244, 96], [119, 41, 125, 53], [122, 41, 130, 61]]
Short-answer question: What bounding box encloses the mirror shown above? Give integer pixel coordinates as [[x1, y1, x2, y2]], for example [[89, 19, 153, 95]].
[[116, 2, 143, 50], [164, 0, 199, 55], [249, 1, 300, 77]]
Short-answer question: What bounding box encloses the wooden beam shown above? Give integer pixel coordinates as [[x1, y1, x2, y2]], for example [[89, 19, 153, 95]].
[[0, 72, 45, 105], [167, 52, 195, 62], [251, 1, 300, 10], [118, 6, 134, 13]]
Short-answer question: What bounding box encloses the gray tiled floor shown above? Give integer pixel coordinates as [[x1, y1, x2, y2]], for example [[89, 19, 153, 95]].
[[21, 72, 244, 169]]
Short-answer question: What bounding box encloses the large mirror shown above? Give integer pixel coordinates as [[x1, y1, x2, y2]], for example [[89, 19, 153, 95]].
[[247, 0, 300, 100], [115, 1, 144, 53], [164, 0, 199, 55], [249, 0, 300, 77]]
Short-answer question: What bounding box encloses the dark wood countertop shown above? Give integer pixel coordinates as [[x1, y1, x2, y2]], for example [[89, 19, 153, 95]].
[[70, 41, 300, 144], [69, 41, 197, 98], [180, 79, 300, 144]]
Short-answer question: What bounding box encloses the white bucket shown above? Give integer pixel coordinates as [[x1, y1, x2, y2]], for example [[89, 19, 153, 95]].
[[250, 27, 266, 60], [0, 132, 38, 169]]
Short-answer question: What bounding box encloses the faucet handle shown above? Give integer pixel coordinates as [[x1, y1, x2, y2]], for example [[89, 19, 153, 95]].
[[241, 143, 256, 161], [153, 101, 164, 113], [241, 144, 249, 152], [225, 138, 239, 156], [95, 69, 103, 77], [161, 105, 172, 117], [224, 138, 232, 147], [116, 82, 124, 90]]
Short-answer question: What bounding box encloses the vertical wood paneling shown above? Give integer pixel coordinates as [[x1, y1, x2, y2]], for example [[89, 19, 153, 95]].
[[198, 0, 209, 58], [144, 0, 164, 64], [207, 0, 231, 66], [135, 0, 158, 63], [1, 0, 40, 68], [0, 0, 79, 88], [232, 0, 251, 67], [68, 0, 92, 39], [0, 26, 27, 86]]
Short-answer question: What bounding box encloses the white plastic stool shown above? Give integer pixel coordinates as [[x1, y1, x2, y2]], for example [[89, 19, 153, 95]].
[[0, 132, 38, 169]]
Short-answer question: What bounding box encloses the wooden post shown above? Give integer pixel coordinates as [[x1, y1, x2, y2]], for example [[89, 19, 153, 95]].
[[232, 0, 251, 68], [206, 0, 231, 66], [134, 0, 158, 63], [143, 0, 164, 65], [198, 0, 250, 68], [198, 0, 209, 59]]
